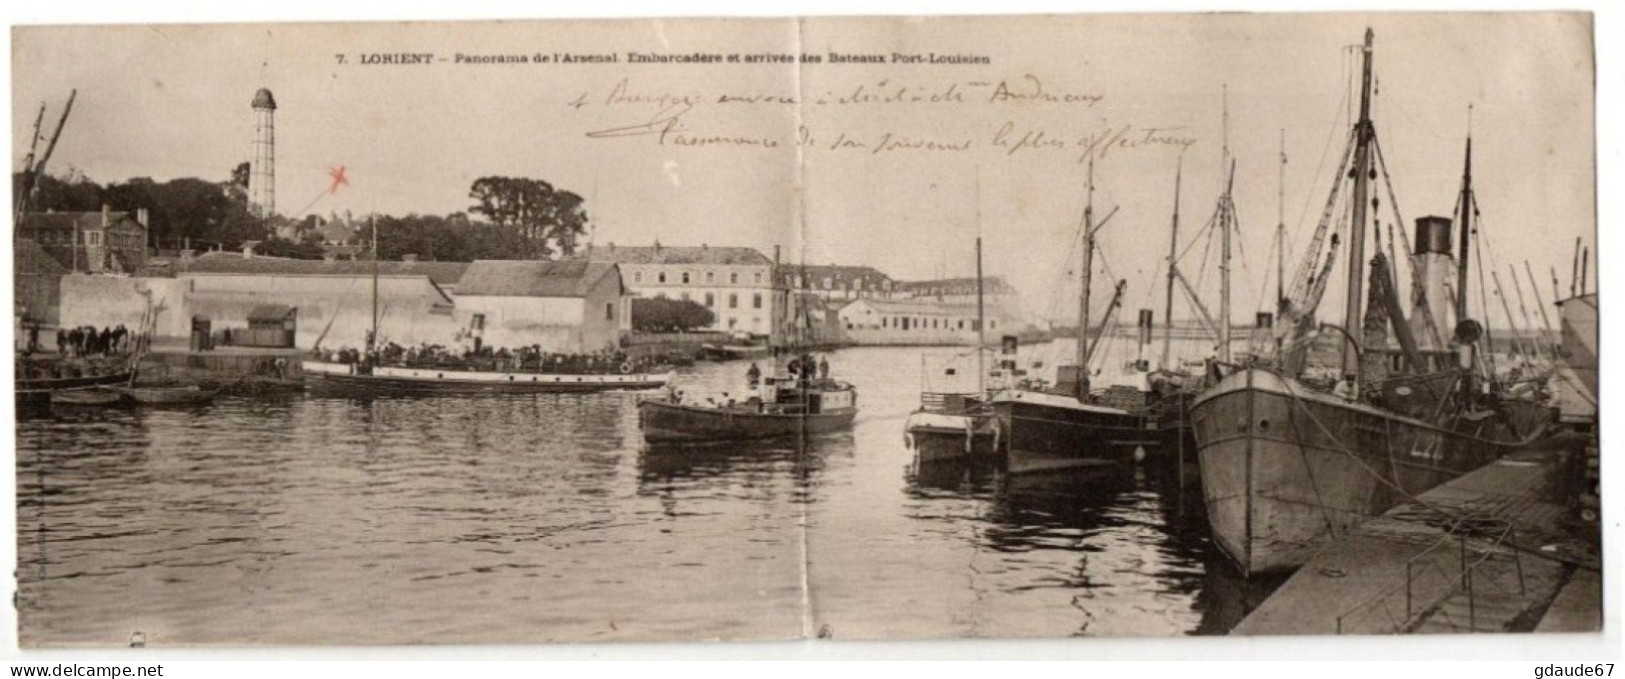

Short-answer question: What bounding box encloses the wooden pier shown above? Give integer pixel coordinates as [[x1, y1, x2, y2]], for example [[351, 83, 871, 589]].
[[1233, 434, 1600, 635]]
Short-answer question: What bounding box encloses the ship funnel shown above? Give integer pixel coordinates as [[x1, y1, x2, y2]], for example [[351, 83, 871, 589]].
[[1414, 216, 1453, 255], [1409, 216, 1457, 349]]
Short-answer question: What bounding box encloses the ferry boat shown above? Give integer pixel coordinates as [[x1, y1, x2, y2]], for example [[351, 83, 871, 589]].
[[303, 358, 673, 395], [637, 374, 856, 442]]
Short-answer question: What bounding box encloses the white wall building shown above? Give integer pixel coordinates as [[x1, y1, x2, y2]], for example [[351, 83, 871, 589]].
[[838, 298, 1024, 346], [170, 251, 467, 349], [453, 260, 629, 354], [573, 243, 775, 337]]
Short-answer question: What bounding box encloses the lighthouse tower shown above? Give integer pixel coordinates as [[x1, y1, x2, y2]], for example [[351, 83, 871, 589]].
[[249, 87, 277, 219]]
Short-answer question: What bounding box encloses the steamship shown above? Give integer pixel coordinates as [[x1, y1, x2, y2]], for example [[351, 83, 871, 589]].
[[988, 164, 1161, 475], [1190, 29, 1546, 576]]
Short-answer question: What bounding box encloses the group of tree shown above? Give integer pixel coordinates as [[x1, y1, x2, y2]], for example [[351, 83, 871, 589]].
[[631, 297, 716, 333], [17, 167, 591, 263]]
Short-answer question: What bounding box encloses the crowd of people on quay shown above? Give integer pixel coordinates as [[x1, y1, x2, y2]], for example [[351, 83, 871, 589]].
[[16, 324, 135, 358], [311, 341, 671, 375]]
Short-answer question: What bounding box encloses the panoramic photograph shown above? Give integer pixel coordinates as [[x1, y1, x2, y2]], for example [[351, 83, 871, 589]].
[[9, 12, 1600, 646]]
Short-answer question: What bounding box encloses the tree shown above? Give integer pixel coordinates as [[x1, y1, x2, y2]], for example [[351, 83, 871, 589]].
[[468, 176, 589, 259], [258, 233, 327, 259], [227, 162, 250, 202], [16, 171, 104, 213], [632, 297, 715, 333]]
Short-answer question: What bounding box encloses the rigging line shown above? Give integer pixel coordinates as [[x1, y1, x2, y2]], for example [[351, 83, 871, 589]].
[[1372, 136, 1443, 349], [1229, 197, 1255, 295], [1193, 210, 1219, 290], [1295, 62, 1356, 260], [1255, 229, 1280, 314], [1042, 193, 1090, 320], [1174, 209, 1219, 264]]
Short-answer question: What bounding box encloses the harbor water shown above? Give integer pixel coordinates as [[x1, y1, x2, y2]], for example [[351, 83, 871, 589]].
[[16, 341, 1283, 646]]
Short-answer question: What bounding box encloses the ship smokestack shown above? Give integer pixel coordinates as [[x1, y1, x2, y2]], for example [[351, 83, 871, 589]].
[[1410, 215, 1455, 348]]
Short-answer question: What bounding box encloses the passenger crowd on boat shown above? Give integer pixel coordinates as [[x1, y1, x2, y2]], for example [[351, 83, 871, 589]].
[[311, 342, 670, 375]]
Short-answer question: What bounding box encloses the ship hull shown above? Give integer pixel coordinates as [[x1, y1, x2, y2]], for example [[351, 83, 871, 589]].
[[1191, 368, 1534, 576], [989, 391, 1160, 474], [16, 371, 136, 410], [302, 360, 672, 396], [904, 411, 1000, 462], [637, 400, 855, 442]]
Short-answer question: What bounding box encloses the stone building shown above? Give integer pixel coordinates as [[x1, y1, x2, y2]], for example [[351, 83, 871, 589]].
[[572, 243, 776, 337]]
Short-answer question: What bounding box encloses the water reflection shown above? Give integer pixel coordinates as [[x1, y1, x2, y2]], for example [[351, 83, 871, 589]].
[[18, 344, 1274, 645], [901, 453, 1282, 636]]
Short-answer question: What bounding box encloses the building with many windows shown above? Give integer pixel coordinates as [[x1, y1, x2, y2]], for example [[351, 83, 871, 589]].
[[18, 207, 150, 274], [572, 243, 776, 337], [773, 264, 897, 303], [837, 297, 1024, 346]]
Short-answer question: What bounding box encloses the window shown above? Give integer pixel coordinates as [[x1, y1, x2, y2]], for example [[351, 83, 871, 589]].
[[794, 275, 802, 288], [471, 314, 486, 331], [706, 271, 715, 284], [990, 320, 998, 329], [705, 293, 715, 307], [681, 292, 691, 301], [753, 272, 763, 285], [729, 294, 738, 309], [658, 272, 667, 284], [682, 272, 690, 284], [633, 271, 643, 283], [730, 272, 739, 285], [752, 293, 762, 309], [605, 303, 615, 321], [856, 279, 864, 291], [823, 277, 832, 289]]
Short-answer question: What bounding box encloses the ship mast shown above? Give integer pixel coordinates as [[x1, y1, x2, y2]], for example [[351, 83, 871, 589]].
[[1276, 130, 1287, 323], [1341, 28, 1376, 377], [1216, 85, 1234, 365], [1220, 161, 1235, 364], [370, 215, 379, 355], [1078, 156, 1096, 399], [1455, 137, 1474, 322], [976, 236, 986, 395], [1160, 159, 1182, 371], [16, 91, 76, 225]]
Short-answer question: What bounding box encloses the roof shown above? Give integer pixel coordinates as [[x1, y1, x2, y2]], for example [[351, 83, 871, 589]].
[[456, 260, 619, 298], [896, 276, 1018, 295], [14, 239, 68, 277], [572, 244, 771, 266], [19, 211, 145, 232], [179, 251, 470, 286], [247, 304, 296, 321], [775, 263, 894, 287], [252, 87, 278, 109], [319, 219, 357, 243]]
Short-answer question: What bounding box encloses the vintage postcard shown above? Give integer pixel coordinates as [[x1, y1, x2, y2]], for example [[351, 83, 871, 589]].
[[9, 12, 1600, 647]]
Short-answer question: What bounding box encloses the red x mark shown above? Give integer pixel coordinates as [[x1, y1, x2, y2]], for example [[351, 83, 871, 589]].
[[327, 165, 350, 195]]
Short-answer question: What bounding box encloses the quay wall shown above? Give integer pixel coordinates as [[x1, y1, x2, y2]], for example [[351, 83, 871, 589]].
[[183, 273, 461, 350], [59, 275, 192, 336]]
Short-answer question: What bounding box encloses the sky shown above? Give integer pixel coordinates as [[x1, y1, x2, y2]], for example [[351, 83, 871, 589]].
[[11, 12, 1596, 330]]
